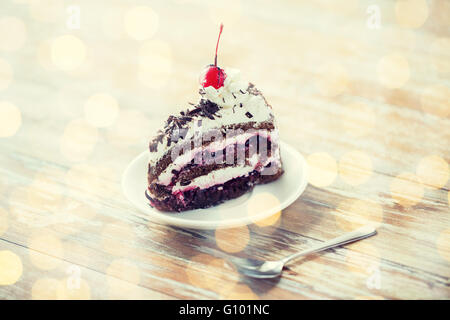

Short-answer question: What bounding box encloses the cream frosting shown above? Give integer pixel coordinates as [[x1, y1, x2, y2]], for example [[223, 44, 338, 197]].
[[171, 154, 276, 193], [148, 68, 275, 165], [158, 130, 272, 185]]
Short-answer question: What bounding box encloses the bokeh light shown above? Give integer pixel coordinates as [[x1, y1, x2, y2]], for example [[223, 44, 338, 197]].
[[0, 58, 13, 91], [436, 228, 450, 263], [340, 102, 376, 137], [420, 84, 450, 117], [0, 16, 27, 52], [377, 53, 410, 89], [124, 6, 159, 41], [0, 207, 8, 236], [335, 198, 383, 231], [395, 0, 429, 29], [416, 155, 449, 189], [215, 225, 250, 253], [432, 0, 450, 28], [29, 0, 64, 23], [59, 119, 98, 162], [31, 278, 60, 299], [84, 93, 120, 128], [33, 277, 91, 300], [62, 200, 97, 220], [315, 63, 349, 97], [429, 37, 450, 74], [0, 101, 22, 138], [28, 233, 64, 270], [138, 40, 172, 88], [51, 35, 87, 72], [221, 283, 258, 300], [338, 151, 373, 186], [0, 250, 23, 285], [247, 193, 281, 227], [306, 152, 337, 188], [186, 254, 230, 290], [390, 172, 424, 207]]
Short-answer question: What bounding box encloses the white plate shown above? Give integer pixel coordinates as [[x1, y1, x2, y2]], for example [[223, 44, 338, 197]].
[[122, 141, 308, 230]]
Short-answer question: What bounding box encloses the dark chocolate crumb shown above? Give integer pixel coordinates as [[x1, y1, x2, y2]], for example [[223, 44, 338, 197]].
[[245, 112, 253, 118], [180, 179, 191, 186]]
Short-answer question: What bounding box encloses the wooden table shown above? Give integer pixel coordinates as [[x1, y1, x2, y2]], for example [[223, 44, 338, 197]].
[[0, 0, 449, 299]]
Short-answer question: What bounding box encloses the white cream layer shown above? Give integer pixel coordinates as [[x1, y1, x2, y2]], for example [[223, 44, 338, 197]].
[[149, 68, 274, 166], [171, 155, 276, 193], [158, 131, 273, 185]]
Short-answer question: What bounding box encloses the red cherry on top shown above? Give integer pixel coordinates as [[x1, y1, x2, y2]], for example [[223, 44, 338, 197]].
[[200, 24, 227, 89], [200, 65, 226, 89]]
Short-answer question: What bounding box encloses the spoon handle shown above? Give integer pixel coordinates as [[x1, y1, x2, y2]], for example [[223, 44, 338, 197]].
[[281, 225, 377, 264]]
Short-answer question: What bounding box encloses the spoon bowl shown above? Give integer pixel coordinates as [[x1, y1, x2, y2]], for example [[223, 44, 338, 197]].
[[229, 258, 284, 279]]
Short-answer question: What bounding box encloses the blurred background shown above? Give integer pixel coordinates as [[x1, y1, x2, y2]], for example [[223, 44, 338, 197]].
[[0, 0, 449, 299]]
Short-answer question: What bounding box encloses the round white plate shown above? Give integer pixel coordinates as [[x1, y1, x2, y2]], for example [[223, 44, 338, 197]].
[[122, 141, 308, 230]]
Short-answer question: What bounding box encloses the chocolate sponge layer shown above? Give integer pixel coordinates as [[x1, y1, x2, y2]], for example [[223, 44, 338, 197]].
[[145, 164, 283, 212]]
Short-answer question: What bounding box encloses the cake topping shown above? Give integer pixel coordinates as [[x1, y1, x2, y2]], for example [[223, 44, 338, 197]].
[[200, 24, 227, 89]]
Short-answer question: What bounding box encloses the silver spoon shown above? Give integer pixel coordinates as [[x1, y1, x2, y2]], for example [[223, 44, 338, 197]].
[[228, 225, 377, 279]]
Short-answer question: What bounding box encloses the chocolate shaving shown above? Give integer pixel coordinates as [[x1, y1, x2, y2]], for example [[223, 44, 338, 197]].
[[150, 98, 222, 149], [245, 112, 253, 119], [180, 179, 191, 186]]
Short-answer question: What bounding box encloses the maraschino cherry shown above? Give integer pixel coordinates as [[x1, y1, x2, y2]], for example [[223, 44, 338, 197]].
[[200, 24, 226, 89]]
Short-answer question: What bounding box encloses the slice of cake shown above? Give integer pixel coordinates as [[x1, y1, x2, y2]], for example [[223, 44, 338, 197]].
[[146, 25, 283, 212]]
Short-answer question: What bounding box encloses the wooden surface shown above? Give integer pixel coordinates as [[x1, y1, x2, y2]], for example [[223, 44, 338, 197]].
[[0, 0, 449, 299]]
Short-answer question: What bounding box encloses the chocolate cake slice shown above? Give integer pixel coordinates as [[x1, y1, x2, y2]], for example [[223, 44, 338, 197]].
[[146, 68, 283, 212], [145, 25, 283, 212]]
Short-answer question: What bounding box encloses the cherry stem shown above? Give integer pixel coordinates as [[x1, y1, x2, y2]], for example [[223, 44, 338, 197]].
[[214, 23, 224, 67]]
